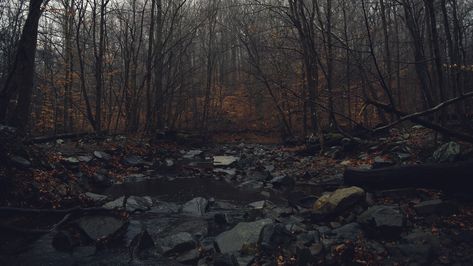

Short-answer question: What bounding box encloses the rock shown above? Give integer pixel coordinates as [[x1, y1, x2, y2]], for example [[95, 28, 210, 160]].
[[248, 200, 266, 209], [396, 153, 412, 161], [183, 150, 203, 159], [128, 229, 155, 256], [84, 192, 108, 202], [414, 199, 455, 216], [176, 249, 200, 263], [215, 213, 230, 225], [372, 156, 395, 169], [213, 156, 239, 166], [149, 201, 180, 214], [330, 223, 363, 242], [258, 223, 294, 252], [214, 168, 237, 176], [93, 151, 112, 161], [214, 218, 273, 254], [126, 196, 153, 212], [78, 155, 93, 163], [238, 180, 263, 191], [10, 155, 31, 168], [158, 232, 196, 255], [90, 173, 111, 187], [124, 155, 145, 166], [387, 230, 439, 265], [103, 196, 125, 210], [63, 156, 80, 165], [213, 253, 238, 266], [296, 242, 323, 265], [270, 175, 295, 189], [313, 186, 365, 215], [297, 231, 320, 246], [357, 205, 404, 238], [432, 141, 461, 163], [182, 197, 208, 216], [52, 231, 76, 252], [77, 215, 127, 241]]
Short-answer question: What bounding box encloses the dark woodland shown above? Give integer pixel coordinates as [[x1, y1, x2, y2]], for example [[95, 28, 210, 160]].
[[1, 0, 473, 265]]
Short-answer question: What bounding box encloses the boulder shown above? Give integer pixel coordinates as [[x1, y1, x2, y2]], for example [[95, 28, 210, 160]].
[[432, 141, 460, 163], [313, 186, 365, 215], [414, 199, 455, 216], [214, 218, 273, 254], [126, 196, 153, 212], [77, 215, 127, 241], [84, 192, 108, 202], [181, 197, 208, 216], [357, 205, 404, 238], [103, 196, 125, 210]]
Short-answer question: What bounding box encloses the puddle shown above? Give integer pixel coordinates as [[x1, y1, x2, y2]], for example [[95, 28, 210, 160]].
[[105, 177, 277, 204]]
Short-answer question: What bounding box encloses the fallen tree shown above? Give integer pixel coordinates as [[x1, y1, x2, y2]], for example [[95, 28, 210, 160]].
[[344, 160, 473, 190]]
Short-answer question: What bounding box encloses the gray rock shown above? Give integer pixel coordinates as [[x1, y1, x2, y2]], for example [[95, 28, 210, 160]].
[[258, 223, 293, 252], [176, 249, 200, 263], [158, 232, 196, 255], [90, 173, 111, 187], [270, 175, 295, 189], [78, 155, 93, 163], [103, 196, 125, 210], [77, 215, 127, 241], [126, 196, 153, 212], [432, 141, 461, 162], [248, 200, 266, 209], [84, 192, 108, 202], [238, 180, 264, 191], [182, 197, 208, 216], [215, 218, 273, 254], [63, 156, 80, 165], [357, 205, 404, 238], [213, 253, 238, 266], [149, 201, 181, 214], [331, 223, 363, 241], [124, 155, 145, 166], [372, 156, 395, 169], [183, 150, 203, 159], [93, 151, 112, 160], [10, 155, 31, 168]]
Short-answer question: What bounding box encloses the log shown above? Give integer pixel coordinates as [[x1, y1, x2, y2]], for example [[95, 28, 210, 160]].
[[344, 160, 473, 190], [26, 131, 108, 144]]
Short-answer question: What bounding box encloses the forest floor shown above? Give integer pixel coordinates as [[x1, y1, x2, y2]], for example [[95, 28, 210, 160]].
[[1, 125, 473, 265]]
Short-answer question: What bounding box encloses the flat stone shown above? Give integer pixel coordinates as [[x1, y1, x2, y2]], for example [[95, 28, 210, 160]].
[[181, 197, 208, 216], [313, 186, 365, 215], [214, 218, 273, 254], [77, 215, 127, 241], [248, 200, 266, 209], [213, 156, 239, 166]]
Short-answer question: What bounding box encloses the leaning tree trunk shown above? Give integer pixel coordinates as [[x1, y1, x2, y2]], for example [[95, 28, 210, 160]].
[[0, 0, 44, 132]]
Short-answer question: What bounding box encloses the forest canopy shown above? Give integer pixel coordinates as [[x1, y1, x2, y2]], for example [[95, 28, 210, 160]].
[[1, 0, 473, 139]]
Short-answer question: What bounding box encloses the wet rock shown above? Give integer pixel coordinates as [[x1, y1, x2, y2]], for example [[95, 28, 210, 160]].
[[357, 205, 404, 238], [214, 156, 239, 166], [93, 150, 112, 160], [84, 192, 108, 202], [432, 141, 461, 163], [215, 218, 273, 254], [10, 155, 31, 168], [176, 249, 200, 263], [258, 223, 294, 252], [372, 156, 395, 169], [270, 175, 295, 189], [182, 197, 208, 216], [77, 215, 127, 241], [414, 199, 455, 216], [126, 196, 153, 212], [313, 186, 365, 215], [103, 196, 125, 210], [158, 232, 196, 255]]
